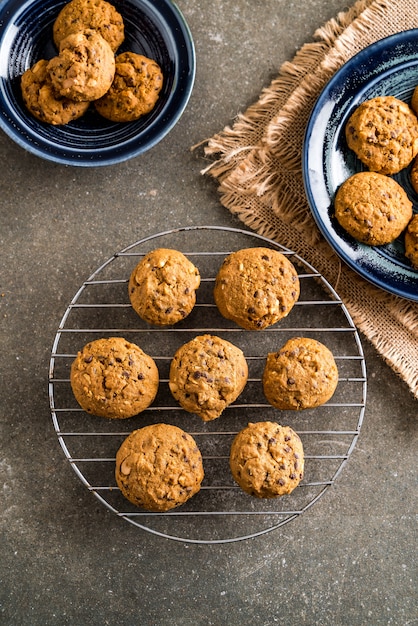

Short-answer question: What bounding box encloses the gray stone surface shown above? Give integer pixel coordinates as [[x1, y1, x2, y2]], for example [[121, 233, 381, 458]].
[[1, 1, 417, 624]]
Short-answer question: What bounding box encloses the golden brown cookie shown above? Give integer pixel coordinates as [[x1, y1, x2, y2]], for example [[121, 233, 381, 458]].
[[21, 59, 90, 125], [53, 0, 125, 53], [128, 248, 200, 326], [115, 424, 204, 511], [334, 171, 412, 246], [70, 337, 159, 419], [94, 52, 163, 122], [48, 30, 115, 102], [168, 334, 248, 422], [262, 337, 338, 410], [411, 86, 418, 117], [345, 96, 418, 175], [410, 155, 418, 194], [213, 247, 300, 331], [230, 421, 304, 498], [405, 214, 418, 268]]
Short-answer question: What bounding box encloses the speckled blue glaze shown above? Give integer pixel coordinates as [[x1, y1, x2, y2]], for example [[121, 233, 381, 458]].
[[303, 30, 418, 302], [0, 0, 195, 166]]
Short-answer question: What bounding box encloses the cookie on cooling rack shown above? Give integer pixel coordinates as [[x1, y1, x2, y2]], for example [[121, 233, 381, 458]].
[[95, 52, 163, 122], [128, 248, 200, 326], [21, 59, 90, 125], [169, 334, 248, 422], [262, 337, 338, 411], [345, 96, 418, 175], [334, 171, 412, 246], [70, 337, 159, 419], [213, 247, 300, 331], [405, 214, 418, 268], [115, 424, 204, 511], [53, 0, 125, 53], [230, 421, 304, 498], [48, 29, 115, 102]]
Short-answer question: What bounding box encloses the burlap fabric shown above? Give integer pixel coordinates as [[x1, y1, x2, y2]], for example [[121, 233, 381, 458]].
[[202, 0, 418, 399]]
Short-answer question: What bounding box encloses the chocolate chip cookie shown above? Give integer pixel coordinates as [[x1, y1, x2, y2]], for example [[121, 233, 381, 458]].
[[262, 337, 338, 410], [53, 0, 125, 53], [48, 29, 115, 102], [169, 334, 248, 422], [213, 247, 300, 331], [115, 424, 204, 511], [70, 337, 159, 419], [21, 59, 90, 125], [410, 155, 418, 194], [411, 85, 418, 117], [128, 248, 200, 326], [345, 96, 418, 175], [95, 52, 163, 122], [334, 171, 412, 245], [229, 421, 304, 498], [405, 214, 418, 268]]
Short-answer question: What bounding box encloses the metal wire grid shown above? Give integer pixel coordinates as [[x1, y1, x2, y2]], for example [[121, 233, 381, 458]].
[[49, 226, 367, 544]]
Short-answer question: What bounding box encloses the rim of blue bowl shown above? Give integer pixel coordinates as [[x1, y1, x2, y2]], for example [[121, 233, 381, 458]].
[[302, 29, 418, 302], [0, 0, 196, 166]]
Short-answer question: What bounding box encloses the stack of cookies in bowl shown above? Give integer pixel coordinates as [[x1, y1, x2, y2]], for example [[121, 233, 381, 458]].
[[21, 0, 163, 125]]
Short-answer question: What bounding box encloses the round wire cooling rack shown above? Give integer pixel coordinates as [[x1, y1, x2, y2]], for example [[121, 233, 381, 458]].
[[49, 225, 367, 544]]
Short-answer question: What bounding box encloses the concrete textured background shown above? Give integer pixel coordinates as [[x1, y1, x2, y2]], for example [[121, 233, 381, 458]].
[[1, 1, 417, 624]]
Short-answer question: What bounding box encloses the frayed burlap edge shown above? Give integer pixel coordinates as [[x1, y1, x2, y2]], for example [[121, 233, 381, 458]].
[[200, 0, 418, 398], [201, 0, 377, 174]]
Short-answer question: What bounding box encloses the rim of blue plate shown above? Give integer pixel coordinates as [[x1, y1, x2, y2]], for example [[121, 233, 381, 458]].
[[303, 29, 418, 302], [0, 0, 196, 166]]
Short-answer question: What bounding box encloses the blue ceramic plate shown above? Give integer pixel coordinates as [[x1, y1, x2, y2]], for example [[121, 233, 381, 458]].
[[303, 30, 418, 302], [0, 0, 195, 166]]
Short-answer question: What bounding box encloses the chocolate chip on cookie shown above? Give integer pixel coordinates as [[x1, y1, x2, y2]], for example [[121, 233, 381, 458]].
[[128, 248, 200, 326], [115, 424, 204, 511], [169, 334, 248, 421], [70, 337, 159, 419], [95, 52, 163, 122], [262, 337, 338, 410], [48, 29, 115, 102], [21, 59, 90, 125], [405, 214, 418, 268], [230, 421, 304, 498], [334, 171, 412, 246], [53, 0, 125, 53], [214, 247, 300, 331], [345, 96, 418, 175]]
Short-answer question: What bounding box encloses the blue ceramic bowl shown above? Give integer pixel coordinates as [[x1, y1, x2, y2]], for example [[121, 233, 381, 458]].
[[0, 0, 195, 166], [303, 30, 418, 302]]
